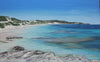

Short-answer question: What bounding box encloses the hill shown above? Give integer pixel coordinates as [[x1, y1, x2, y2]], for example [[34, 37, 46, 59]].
[[0, 16, 87, 28]]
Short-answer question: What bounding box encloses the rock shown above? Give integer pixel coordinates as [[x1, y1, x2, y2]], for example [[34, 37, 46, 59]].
[[0, 46, 99, 62], [12, 46, 25, 51], [64, 55, 91, 62], [6, 37, 23, 40], [33, 50, 45, 55]]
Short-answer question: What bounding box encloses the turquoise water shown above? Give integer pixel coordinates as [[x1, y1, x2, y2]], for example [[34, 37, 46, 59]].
[[17, 24, 100, 60]]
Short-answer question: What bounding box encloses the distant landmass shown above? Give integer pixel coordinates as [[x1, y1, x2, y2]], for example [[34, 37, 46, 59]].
[[0, 16, 88, 28]]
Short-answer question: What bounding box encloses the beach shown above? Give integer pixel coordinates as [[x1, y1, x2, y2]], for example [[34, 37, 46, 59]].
[[0, 0, 99, 61], [0, 23, 60, 42], [0, 24, 45, 42], [0, 24, 49, 52], [0, 24, 100, 61]]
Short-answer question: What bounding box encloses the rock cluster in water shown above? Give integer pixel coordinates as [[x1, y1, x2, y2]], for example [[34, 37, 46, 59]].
[[0, 46, 99, 62]]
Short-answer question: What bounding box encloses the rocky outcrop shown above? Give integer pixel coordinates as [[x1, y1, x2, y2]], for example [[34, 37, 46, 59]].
[[11, 46, 25, 51], [6, 37, 23, 40], [0, 46, 99, 62]]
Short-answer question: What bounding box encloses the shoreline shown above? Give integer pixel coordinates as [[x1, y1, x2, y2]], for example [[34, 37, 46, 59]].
[[0, 23, 55, 42], [0, 23, 54, 53]]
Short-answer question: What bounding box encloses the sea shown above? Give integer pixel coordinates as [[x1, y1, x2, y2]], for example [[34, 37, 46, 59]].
[[1, 24, 100, 59]]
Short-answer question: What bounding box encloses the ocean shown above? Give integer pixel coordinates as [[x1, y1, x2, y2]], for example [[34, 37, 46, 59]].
[[1, 24, 100, 59]]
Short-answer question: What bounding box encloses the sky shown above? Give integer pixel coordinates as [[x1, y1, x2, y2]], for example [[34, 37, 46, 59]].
[[0, 0, 99, 24]]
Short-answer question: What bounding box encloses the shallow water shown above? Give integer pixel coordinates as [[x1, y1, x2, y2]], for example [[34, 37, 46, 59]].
[[1, 24, 100, 59]]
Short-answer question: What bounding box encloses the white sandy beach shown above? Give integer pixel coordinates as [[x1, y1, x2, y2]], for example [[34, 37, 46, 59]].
[[0, 23, 59, 42], [0, 24, 44, 42], [0, 23, 60, 52]]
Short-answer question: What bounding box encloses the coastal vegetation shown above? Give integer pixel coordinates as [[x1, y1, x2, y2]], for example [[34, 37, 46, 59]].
[[0, 23, 5, 28], [0, 16, 86, 28], [0, 16, 8, 21]]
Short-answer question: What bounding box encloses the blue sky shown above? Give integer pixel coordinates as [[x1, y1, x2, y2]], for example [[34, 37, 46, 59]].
[[0, 0, 99, 24]]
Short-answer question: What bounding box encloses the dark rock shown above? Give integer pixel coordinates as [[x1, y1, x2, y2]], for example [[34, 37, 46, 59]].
[[0, 51, 8, 54], [33, 50, 45, 55], [6, 37, 23, 40], [12, 46, 25, 51]]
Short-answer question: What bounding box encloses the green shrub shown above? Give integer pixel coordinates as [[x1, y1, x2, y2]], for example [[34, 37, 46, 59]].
[[4, 23, 10, 25], [0, 23, 5, 28], [7, 22, 20, 26], [12, 23, 20, 26], [0, 16, 7, 21]]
